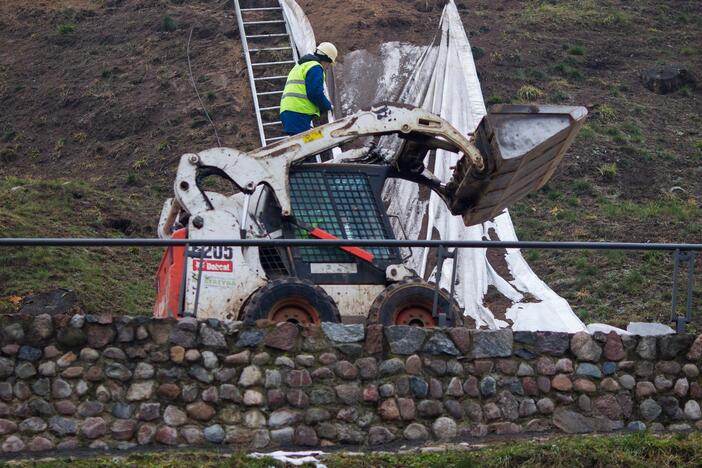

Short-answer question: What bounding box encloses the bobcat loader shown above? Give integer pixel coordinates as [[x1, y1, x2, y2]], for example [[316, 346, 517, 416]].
[[153, 103, 587, 327]]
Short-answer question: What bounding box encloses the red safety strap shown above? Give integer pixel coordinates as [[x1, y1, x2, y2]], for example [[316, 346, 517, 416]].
[[309, 227, 375, 263]]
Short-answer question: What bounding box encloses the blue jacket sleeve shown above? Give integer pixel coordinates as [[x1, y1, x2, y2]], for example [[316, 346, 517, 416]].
[[305, 65, 333, 113]]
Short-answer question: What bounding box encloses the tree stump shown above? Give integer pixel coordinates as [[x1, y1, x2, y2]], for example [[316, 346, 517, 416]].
[[640, 64, 697, 94]]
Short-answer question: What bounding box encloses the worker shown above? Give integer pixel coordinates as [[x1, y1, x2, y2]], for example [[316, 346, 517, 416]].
[[279, 42, 337, 135]]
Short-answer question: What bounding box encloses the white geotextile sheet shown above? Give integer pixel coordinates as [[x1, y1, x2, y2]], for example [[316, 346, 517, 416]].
[[281, 0, 587, 332]]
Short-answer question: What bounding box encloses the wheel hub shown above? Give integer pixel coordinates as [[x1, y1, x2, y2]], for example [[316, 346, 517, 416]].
[[395, 306, 437, 327], [269, 298, 320, 325]]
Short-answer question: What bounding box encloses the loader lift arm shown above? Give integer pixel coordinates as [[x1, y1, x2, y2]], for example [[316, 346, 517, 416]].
[[167, 102, 586, 233]]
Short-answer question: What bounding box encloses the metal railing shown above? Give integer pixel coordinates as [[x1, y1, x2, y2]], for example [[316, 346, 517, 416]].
[[1, 237, 699, 332]]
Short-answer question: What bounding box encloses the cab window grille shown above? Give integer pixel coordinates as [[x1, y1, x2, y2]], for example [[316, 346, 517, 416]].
[[290, 171, 394, 263]]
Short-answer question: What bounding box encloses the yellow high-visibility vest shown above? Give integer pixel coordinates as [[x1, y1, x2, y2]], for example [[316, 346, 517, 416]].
[[279, 61, 325, 117]]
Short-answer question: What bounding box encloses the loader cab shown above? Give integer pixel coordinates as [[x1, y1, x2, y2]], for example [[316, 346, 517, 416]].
[[257, 163, 402, 285]]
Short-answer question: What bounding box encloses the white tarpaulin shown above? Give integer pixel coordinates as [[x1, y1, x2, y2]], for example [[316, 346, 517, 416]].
[[282, 0, 587, 332]]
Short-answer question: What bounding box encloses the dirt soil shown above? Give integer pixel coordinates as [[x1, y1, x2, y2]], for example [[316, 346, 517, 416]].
[[0, 0, 700, 323]]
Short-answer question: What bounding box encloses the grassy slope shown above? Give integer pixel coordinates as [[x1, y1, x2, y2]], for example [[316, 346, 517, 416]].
[[13, 433, 702, 467], [0, 177, 160, 314], [466, 0, 702, 330]]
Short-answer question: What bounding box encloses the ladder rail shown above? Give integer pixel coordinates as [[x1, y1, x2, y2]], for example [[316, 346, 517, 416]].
[[234, 0, 266, 147]]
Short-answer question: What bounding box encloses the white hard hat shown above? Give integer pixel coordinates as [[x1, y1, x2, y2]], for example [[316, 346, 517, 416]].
[[315, 42, 338, 64]]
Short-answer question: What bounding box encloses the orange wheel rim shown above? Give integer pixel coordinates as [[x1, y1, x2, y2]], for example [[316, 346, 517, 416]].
[[269, 298, 320, 325], [395, 306, 437, 328]]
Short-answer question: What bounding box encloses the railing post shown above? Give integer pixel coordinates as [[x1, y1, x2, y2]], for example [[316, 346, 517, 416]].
[[178, 243, 190, 317], [671, 249, 696, 333], [192, 246, 206, 318], [433, 245, 447, 327]]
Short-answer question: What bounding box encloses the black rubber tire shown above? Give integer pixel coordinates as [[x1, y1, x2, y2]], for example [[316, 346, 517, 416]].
[[240, 277, 340, 325], [366, 278, 464, 327]]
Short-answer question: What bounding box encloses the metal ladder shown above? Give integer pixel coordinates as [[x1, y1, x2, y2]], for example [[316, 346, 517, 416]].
[[234, 0, 299, 146]]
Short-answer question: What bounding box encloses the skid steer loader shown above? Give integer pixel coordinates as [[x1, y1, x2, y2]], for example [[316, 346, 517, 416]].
[[153, 103, 587, 327]]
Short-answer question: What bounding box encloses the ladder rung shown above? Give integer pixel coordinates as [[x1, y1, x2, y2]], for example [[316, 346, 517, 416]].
[[254, 75, 287, 81], [263, 121, 283, 126], [257, 90, 283, 96], [260, 105, 281, 111], [266, 136, 287, 142], [250, 47, 292, 52], [241, 7, 282, 11], [246, 33, 288, 38], [252, 60, 294, 67], [243, 20, 285, 25]]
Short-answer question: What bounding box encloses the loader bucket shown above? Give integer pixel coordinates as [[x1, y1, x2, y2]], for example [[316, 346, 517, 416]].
[[450, 104, 587, 226]]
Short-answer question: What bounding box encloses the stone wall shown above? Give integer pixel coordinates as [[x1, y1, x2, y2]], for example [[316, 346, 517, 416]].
[[1, 313, 702, 453]]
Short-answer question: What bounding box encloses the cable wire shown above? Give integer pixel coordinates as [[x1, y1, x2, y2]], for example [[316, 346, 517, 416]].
[[186, 27, 221, 147]]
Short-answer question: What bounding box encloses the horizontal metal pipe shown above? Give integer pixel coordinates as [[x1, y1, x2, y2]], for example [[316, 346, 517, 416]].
[[0, 238, 701, 251]]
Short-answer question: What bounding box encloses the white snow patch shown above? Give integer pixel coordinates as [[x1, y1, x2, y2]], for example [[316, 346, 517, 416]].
[[626, 322, 676, 336], [251, 450, 327, 467], [586, 323, 632, 335]]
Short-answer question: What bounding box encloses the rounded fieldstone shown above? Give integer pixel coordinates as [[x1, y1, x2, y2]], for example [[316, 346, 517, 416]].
[[202, 351, 218, 369], [575, 363, 602, 379], [639, 398, 662, 421], [379, 399, 400, 420], [111, 403, 133, 419], [239, 366, 263, 387], [81, 417, 107, 439], [136, 423, 156, 445], [537, 398, 555, 415], [685, 400, 701, 420], [269, 426, 294, 445], [51, 379, 72, 399], [517, 363, 534, 376], [111, 419, 137, 440], [294, 424, 319, 446], [155, 425, 178, 445], [187, 401, 216, 421], [295, 355, 315, 367], [204, 424, 225, 443], [0, 419, 18, 435], [683, 364, 700, 378], [403, 422, 429, 441], [409, 377, 428, 398], [379, 358, 404, 376], [368, 425, 394, 446], [137, 402, 161, 421], [519, 399, 537, 417], [28, 398, 53, 416], [319, 352, 337, 365], [354, 357, 378, 380], [335, 361, 358, 380], [103, 347, 126, 360], [19, 417, 46, 434], [627, 421, 647, 432], [570, 332, 602, 362], [479, 376, 496, 396], [619, 374, 636, 390], [252, 429, 270, 449], [178, 425, 203, 445], [2, 435, 25, 452], [417, 400, 443, 418], [552, 374, 572, 392], [134, 362, 155, 379], [244, 409, 267, 429], [269, 409, 302, 429], [275, 356, 295, 368], [432, 417, 457, 440], [674, 378, 689, 398], [163, 405, 187, 426], [15, 362, 37, 380], [127, 381, 156, 401]]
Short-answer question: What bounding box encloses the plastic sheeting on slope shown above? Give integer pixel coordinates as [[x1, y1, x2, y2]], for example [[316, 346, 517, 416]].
[[280, 0, 586, 332]]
